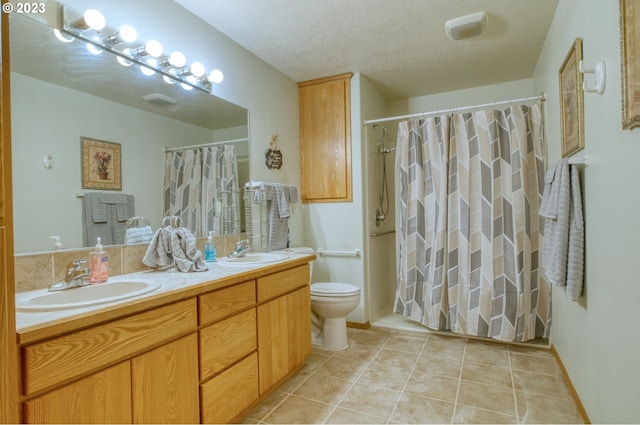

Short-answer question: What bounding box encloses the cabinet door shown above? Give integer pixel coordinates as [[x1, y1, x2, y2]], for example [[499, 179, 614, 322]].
[[257, 286, 311, 394], [131, 334, 199, 424], [23, 362, 132, 424], [299, 73, 353, 202]]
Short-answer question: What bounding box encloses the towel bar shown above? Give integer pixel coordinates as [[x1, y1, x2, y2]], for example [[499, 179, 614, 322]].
[[567, 153, 589, 166], [316, 249, 361, 257]]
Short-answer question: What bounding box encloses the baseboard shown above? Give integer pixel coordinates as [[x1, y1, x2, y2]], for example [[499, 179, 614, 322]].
[[346, 321, 370, 329], [550, 344, 591, 424]]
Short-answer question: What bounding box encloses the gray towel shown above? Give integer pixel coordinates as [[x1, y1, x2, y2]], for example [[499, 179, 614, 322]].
[[274, 183, 290, 219], [143, 225, 207, 272], [83, 193, 135, 246], [540, 159, 585, 301]]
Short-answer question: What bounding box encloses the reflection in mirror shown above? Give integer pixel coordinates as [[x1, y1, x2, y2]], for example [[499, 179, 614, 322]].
[[10, 12, 249, 254]]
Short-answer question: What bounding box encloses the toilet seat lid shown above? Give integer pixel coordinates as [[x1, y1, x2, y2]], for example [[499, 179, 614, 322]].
[[311, 282, 360, 296]]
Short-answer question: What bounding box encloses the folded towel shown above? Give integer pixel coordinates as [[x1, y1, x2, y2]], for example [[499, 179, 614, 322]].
[[539, 159, 567, 219], [274, 183, 290, 219]]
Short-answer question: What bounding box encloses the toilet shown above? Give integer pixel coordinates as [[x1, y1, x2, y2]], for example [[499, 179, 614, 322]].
[[276, 247, 361, 351]]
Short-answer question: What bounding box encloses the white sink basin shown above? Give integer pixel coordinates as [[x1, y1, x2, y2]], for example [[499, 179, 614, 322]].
[[218, 252, 289, 265], [16, 279, 161, 312]]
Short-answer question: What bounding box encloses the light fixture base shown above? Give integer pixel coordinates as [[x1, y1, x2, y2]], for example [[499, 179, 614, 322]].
[[445, 11, 488, 41]]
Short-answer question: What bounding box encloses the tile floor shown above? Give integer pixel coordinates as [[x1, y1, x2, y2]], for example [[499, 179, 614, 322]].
[[242, 327, 583, 424]]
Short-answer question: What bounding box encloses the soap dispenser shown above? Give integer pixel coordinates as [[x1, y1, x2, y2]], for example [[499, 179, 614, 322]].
[[205, 231, 216, 262], [89, 237, 108, 284], [50, 236, 62, 250]]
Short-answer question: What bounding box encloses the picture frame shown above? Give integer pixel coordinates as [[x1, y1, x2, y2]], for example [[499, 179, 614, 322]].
[[558, 38, 585, 158], [81, 137, 122, 190], [621, 0, 640, 129]]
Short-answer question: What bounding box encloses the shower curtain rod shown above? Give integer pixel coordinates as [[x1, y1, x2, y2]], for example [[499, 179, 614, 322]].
[[164, 137, 248, 152], [364, 93, 546, 126]]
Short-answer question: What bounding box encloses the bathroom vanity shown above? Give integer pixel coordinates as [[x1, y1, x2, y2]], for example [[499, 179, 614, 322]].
[[15, 255, 313, 424]]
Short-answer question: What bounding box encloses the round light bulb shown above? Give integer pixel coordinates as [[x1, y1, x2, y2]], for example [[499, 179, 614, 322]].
[[190, 62, 205, 77], [168, 51, 187, 68], [163, 75, 176, 85], [145, 40, 163, 57], [86, 43, 103, 55], [53, 29, 74, 43], [140, 58, 157, 76], [83, 9, 105, 31], [116, 55, 133, 67], [207, 69, 224, 84], [118, 25, 137, 43]]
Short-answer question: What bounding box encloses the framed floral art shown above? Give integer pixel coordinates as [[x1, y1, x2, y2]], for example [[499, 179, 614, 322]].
[[81, 137, 122, 190], [559, 38, 585, 158]]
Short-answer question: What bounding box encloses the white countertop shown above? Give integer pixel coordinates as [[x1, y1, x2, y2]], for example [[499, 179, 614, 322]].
[[16, 254, 312, 337]]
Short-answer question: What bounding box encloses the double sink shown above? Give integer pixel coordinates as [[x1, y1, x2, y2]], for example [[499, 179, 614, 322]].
[[15, 253, 289, 312]]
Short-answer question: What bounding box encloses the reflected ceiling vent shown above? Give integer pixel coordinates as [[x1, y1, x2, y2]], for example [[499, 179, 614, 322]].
[[445, 11, 488, 41], [142, 93, 177, 106]]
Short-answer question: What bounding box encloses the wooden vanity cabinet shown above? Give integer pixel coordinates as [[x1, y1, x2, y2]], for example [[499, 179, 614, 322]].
[[198, 280, 259, 424], [257, 264, 311, 393], [298, 73, 353, 203], [21, 299, 199, 424]]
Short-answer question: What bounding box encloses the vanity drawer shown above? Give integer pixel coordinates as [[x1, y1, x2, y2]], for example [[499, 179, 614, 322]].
[[256, 264, 310, 303], [22, 298, 197, 396], [198, 280, 256, 326], [200, 352, 259, 424], [199, 308, 257, 380]]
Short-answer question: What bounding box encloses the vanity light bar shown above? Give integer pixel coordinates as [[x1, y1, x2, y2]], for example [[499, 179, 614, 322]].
[[57, 5, 224, 93]]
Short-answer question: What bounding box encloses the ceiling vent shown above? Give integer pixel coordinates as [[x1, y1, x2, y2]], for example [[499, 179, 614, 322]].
[[142, 93, 177, 106], [445, 12, 488, 41]]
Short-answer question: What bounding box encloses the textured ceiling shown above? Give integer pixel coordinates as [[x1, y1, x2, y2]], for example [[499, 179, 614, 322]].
[[175, 0, 559, 100]]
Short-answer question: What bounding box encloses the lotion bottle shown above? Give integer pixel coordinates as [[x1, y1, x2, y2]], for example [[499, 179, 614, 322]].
[[205, 231, 216, 262], [89, 237, 108, 283]]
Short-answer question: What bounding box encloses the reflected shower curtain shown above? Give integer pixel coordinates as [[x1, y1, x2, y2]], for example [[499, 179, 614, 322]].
[[164, 145, 239, 237], [394, 104, 551, 342]]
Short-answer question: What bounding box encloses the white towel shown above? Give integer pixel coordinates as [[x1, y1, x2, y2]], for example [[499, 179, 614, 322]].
[[540, 159, 584, 301]]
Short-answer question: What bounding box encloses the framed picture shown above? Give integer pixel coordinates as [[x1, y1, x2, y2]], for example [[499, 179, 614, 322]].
[[621, 0, 640, 129], [558, 38, 585, 158], [81, 137, 122, 190]]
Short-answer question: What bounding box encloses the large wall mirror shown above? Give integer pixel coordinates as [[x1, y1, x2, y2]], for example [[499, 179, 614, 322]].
[[10, 11, 249, 254]]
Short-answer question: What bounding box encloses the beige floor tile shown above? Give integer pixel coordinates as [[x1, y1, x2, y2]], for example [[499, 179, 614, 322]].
[[315, 356, 367, 382], [350, 329, 392, 347], [372, 347, 420, 370], [324, 407, 388, 424], [263, 395, 334, 424], [461, 361, 513, 388], [292, 373, 353, 405], [452, 405, 517, 424], [384, 335, 428, 353], [457, 380, 517, 416], [422, 339, 466, 360], [278, 370, 311, 394], [414, 353, 462, 379], [464, 343, 510, 367], [404, 370, 459, 402], [244, 390, 289, 422], [509, 343, 553, 358], [339, 382, 401, 419], [512, 369, 571, 398], [510, 351, 561, 376], [332, 341, 380, 363], [516, 390, 583, 424], [391, 392, 455, 424], [357, 362, 411, 391], [302, 352, 333, 373]]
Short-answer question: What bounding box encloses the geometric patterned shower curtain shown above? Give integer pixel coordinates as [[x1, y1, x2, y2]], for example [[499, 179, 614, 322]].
[[163, 144, 238, 237], [394, 103, 551, 342]]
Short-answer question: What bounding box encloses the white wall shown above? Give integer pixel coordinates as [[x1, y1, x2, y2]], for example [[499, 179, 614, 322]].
[[56, 0, 304, 246], [11, 73, 212, 252], [533, 1, 640, 422]]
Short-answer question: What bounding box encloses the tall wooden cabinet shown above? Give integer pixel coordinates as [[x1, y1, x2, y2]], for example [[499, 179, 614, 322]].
[[298, 73, 353, 203]]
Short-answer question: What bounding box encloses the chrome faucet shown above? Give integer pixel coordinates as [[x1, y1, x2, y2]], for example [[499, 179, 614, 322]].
[[229, 240, 251, 258], [48, 259, 90, 292]]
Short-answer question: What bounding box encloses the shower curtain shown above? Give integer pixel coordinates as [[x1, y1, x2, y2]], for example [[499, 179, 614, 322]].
[[394, 103, 550, 342], [163, 144, 239, 237]]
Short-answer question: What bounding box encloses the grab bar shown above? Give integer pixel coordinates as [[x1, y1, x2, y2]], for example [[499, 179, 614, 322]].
[[370, 230, 395, 237], [316, 249, 361, 257]]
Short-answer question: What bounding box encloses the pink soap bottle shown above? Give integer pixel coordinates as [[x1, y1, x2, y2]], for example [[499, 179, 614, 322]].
[[89, 237, 109, 284]]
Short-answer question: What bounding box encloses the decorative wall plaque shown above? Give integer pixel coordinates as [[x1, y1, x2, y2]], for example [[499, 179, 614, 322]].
[[265, 134, 283, 169]]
